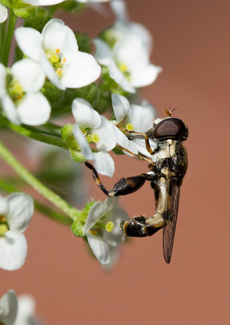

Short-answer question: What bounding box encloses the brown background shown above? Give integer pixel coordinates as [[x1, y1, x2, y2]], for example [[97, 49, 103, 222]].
[[1, 0, 230, 324]]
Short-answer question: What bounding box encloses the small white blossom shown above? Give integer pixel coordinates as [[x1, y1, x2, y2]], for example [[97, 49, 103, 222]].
[[0, 59, 51, 126], [0, 4, 7, 23], [94, 32, 162, 93], [72, 98, 116, 177], [0, 193, 34, 271], [111, 93, 157, 156], [0, 290, 17, 325], [25, 0, 65, 4], [0, 290, 42, 325], [15, 19, 101, 90], [84, 197, 128, 268]]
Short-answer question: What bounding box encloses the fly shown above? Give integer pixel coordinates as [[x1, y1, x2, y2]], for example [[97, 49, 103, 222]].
[[85, 113, 188, 264]]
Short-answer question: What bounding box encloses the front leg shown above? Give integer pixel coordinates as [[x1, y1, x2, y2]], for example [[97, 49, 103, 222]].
[[85, 161, 153, 197]]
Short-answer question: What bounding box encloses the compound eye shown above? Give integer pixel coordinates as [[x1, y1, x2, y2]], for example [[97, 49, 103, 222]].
[[154, 118, 188, 141]]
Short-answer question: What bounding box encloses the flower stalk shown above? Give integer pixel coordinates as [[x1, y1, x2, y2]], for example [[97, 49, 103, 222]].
[[0, 140, 80, 220], [1, 9, 17, 66]]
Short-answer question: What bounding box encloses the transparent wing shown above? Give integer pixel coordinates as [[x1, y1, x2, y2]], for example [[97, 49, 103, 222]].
[[163, 183, 180, 264]]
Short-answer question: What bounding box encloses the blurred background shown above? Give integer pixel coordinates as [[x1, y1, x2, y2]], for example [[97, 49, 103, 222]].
[[1, 0, 230, 324]]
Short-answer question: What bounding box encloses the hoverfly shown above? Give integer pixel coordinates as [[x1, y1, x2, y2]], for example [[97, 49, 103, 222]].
[[85, 111, 188, 263]]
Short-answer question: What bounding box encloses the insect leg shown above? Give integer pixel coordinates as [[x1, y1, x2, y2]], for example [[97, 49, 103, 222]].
[[116, 124, 156, 155], [121, 177, 167, 237], [85, 161, 154, 197]]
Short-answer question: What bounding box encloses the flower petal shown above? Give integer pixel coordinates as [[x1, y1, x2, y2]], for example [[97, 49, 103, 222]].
[[14, 295, 35, 325], [42, 19, 78, 55], [72, 98, 101, 129], [25, 0, 65, 4], [61, 51, 101, 88], [1, 94, 20, 125], [0, 195, 8, 215], [73, 124, 93, 160], [103, 207, 127, 246], [111, 93, 130, 123], [39, 52, 65, 90], [11, 59, 45, 93], [107, 60, 135, 93], [93, 152, 115, 177], [127, 104, 154, 132], [131, 64, 162, 88], [0, 290, 18, 325], [132, 138, 157, 157], [84, 200, 108, 235], [87, 233, 110, 264], [93, 39, 112, 66], [93, 116, 117, 151], [0, 232, 27, 270], [6, 193, 34, 233], [15, 27, 43, 62], [17, 93, 51, 126], [0, 5, 7, 23], [112, 124, 138, 154], [110, 0, 128, 23]]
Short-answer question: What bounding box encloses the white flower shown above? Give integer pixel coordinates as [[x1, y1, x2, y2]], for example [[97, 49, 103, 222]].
[[110, 0, 152, 53], [0, 59, 51, 126], [0, 4, 7, 23], [0, 290, 17, 325], [25, 0, 65, 4], [77, 0, 110, 2], [0, 290, 42, 325], [84, 197, 128, 268], [0, 193, 34, 271], [15, 19, 101, 90], [111, 93, 157, 156], [93, 33, 162, 93], [72, 98, 116, 177]]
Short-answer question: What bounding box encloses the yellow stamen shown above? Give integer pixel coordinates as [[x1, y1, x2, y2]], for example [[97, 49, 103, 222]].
[[126, 123, 134, 131], [105, 221, 114, 232], [0, 224, 8, 236], [62, 57, 66, 63], [51, 54, 59, 63], [56, 49, 60, 53], [118, 62, 128, 72], [92, 134, 100, 143], [56, 68, 62, 76]]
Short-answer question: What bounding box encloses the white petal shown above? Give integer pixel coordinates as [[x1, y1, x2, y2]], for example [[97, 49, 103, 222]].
[[42, 19, 78, 55], [128, 23, 152, 53], [72, 98, 101, 129], [26, 0, 65, 4], [0, 63, 6, 97], [17, 93, 51, 126], [6, 193, 34, 233], [110, 0, 128, 23], [108, 60, 135, 93], [104, 196, 119, 211], [40, 52, 65, 90], [132, 138, 157, 157], [111, 93, 130, 123], [87, 233, 110, 264], [113, 34, 148, 72], [11, 59, 45, 93], [84, 200, 108, 235], [15, 27, 43, 62], [0, 290, 18, 325], [112, 124, 138, 154], [103, 207, 127, 246], [93, 116, 117, 151], [93, 152, 115, 177], [93, 39, 112, 66], [61, 51, 101, 88], [131, 64, 162, 88], [0, 232, 27, 271], [0, 195, 8, 215], [102, 245, 120, 272], [1, 94, 20, 125], [127, 104, 154, 132], [0, 4, 8, 23], [14, 295, 35, 325], [72, 124, 93, 160]]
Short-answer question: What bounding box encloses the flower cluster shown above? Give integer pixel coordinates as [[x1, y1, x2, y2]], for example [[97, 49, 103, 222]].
[[0, 0, 162, 274]]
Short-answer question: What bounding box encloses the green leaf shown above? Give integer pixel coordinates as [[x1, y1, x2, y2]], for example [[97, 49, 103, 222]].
[[73, 84, 99, 107], [13, 5, 37, 19]]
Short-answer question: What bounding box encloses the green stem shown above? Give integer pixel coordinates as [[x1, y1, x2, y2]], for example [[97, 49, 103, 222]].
[[0, 140, 80, 220], [0, 178, 72, 226], [0, 20, 6, 63], [1, 8, 17, 67], [0, 116, 68, 149]]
